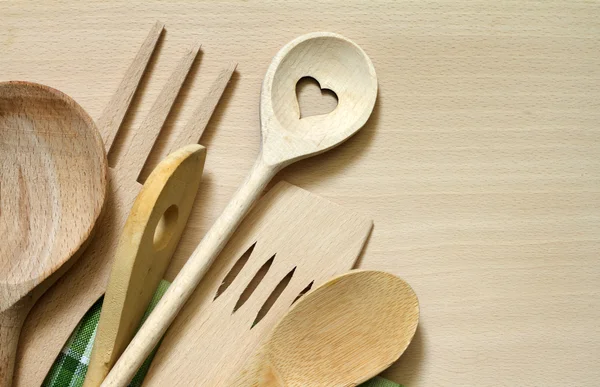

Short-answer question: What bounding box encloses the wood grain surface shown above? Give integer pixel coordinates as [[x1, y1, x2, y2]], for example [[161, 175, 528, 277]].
[[1, 1, 599, 386]]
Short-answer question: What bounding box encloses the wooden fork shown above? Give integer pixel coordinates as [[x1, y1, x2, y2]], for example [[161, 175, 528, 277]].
[[12, 21, 236, 387]]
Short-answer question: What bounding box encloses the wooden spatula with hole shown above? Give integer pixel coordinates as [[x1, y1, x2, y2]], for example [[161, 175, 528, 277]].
[[82, 144, 205, 387], [230, 270, 419, 387], [103, 31, 378, 386], [0, 81, 108, 386]]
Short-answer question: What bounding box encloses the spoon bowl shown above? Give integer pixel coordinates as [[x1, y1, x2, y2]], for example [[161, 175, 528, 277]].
[[0, 81, 107, 385], [260, 32, 378, 166], [232, 270, 420, 386]]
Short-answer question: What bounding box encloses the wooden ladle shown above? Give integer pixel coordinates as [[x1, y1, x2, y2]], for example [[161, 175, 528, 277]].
[[0, 81, 107, 386], [103, 32, 378, 386], [230, 270, 420, 386]]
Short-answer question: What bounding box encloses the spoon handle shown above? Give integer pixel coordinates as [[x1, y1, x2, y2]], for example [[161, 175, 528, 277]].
[[0, 299, 31, 387], [102, 156, 278, 387]]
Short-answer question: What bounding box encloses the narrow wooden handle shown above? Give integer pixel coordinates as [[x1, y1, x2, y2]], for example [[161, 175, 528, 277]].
[[101, 156, 278, 387], [0, 301, 31, 387]]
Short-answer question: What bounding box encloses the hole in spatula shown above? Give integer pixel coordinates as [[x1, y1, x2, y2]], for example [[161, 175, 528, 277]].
[[214, 243, 256, 300], [296, 76, 338, 119], [291, 280, 314, 305], [153, 204, 179, 251], [233, 255, 275, 313], [252, 267, 296, 328]]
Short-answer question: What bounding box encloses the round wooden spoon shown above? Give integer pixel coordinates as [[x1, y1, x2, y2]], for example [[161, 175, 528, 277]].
[[103, 32, 378, 386], [231, 270, 420, 386], [0, 81, 107, 385]]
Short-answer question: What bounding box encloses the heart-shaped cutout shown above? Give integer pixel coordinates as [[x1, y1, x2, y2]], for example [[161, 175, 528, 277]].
[[296, 76, 338, 119]]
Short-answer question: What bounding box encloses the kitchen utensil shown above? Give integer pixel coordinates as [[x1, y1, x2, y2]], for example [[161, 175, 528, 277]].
[[13, 22, 236, 386], [143, 181, 373, 386], [103, 31, 378, 386], [231, 270, 419, 387], [0, 81, 108, 385], [83, 144, 206, 387]]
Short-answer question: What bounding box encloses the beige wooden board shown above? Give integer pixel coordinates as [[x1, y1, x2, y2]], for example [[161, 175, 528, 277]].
[[1, 1, 599, 385], [142, 181, 373, 386]]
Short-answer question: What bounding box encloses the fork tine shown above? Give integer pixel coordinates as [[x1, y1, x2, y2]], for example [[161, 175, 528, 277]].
[[119, 44, 201, 182], [169, 62, 237, 151], [97, 21, 164, 153]]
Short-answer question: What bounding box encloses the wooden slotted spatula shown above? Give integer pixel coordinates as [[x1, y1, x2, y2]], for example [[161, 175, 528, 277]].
[[141, 181, 373, 386]]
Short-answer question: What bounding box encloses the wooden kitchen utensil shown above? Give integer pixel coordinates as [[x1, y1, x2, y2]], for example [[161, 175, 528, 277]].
[[83, 144, 205, 387], [230, 270, 419, 387], [0, 81, 108, 386], [142, 181, 373, 386], [13, 22, 236, 387], [103, 31, 378, 386]]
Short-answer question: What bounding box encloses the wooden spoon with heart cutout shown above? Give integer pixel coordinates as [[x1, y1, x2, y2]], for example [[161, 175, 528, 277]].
[[230, 270, 419, 387], [0, 81, 107, 386], [103, 32, 378, 386]]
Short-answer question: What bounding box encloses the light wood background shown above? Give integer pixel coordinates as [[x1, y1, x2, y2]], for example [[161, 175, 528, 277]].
[[1, 1, 599, 385]]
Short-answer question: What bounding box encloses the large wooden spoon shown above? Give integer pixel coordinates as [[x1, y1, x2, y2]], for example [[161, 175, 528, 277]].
[[0, 81, 107, 386], [103, 32, 378, 386], [230, 271, 420, 386]]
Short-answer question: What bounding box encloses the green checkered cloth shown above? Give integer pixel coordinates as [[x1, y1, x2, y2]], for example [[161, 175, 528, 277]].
[[42, 280, 170, 387], [43, 280, 403, 387]]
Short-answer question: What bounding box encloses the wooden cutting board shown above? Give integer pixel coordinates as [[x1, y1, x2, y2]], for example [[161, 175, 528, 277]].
[[142, 181, 373, 386]]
